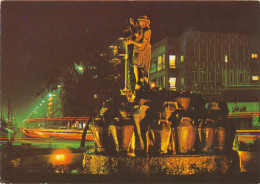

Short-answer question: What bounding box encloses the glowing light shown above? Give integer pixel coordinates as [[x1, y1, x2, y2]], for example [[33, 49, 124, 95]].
[[49, 94, 52, 97], [78, 67, 83, 71], [56, 154, 65, 161], [181, 55, 184, 62], [150, 82, 156, 89], [42, 101, 45, 103], [75, 64, 84, 74], [50, 149, 72, 166], [252, 76, 259, 81], [169, 77, 176, 89], [252, 53, 258, 59], [169, 55, 176, 68], [157, 55, 163, 71], [225, 55, 228, 63]]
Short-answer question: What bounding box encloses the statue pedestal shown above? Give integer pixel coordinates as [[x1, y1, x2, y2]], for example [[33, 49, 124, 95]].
[[82, 152, 239, 175]]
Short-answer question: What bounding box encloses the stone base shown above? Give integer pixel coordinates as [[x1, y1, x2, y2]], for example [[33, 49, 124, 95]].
[[82, 152, 239, 175]]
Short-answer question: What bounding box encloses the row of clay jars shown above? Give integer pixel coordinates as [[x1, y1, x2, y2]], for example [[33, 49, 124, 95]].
[[198, 118, 236, 153], [89, 117, 135, 155], [89, 116, 235, 156], [149, 117, 235, 155]]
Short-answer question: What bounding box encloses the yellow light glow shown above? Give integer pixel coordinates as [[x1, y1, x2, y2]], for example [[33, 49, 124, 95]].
[[169, 55, 176, 68], [169, 77, 176, 89], [150, 82, 156, 89], [252, 54, 258, 59], [252, 76, 259, 81], [225, 55, 228, 63], [56, 154, 65, 161], [78, 67, 83, 71], [50, 149, 72, 166]]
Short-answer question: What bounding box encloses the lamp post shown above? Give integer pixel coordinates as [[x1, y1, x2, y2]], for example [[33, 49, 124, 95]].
[[110, 39, 131, 97], [120, 40, 131, 96]]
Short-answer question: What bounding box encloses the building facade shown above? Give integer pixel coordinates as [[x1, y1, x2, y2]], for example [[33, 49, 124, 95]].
[[150, 30, 260, 102]]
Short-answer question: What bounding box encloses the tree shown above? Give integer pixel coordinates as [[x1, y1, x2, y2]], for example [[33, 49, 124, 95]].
[[37, 48, 125, 117]]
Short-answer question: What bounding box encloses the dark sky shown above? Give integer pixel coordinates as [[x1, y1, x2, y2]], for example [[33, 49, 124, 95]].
[[1, 1, 260, 122]]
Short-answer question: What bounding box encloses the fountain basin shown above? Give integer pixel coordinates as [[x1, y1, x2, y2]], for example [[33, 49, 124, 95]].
[[82, 152, 239, 175]]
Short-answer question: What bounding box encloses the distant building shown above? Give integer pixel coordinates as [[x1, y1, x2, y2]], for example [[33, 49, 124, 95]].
[[150, 30, 260, 102]]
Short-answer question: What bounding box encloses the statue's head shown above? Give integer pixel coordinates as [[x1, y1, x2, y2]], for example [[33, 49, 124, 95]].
[[137, 15, 150, 28]]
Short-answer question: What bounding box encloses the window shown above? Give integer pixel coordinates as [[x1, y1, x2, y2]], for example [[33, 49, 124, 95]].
[[181, 77, 184, 86], [169, 77, 176, 89], [157, 54, 165, 71], [252, 76, 259, 81], [160, 76, 165, 87], [162, 54, 165, 69], [225, 55, 228, 63], [157, 55, 162, 71], [181, 55, 184, 62], [158, 76, 165, 88], [169, 55, 176, 68], [150, 58, 157, 74], [252, 54, 258, 59]]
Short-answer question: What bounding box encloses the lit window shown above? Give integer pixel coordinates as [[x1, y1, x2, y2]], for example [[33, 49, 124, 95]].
[[162, 54, 165, 69], [169, 77, 176, 89], [181, 55, 184, 62], [169, 55, 176, 68], [225, 55, 228, 63], [181, 77, 184, 86], [252, 54, 258, 59], [252, 76, 259, 81], [157, 55, 162, 71]]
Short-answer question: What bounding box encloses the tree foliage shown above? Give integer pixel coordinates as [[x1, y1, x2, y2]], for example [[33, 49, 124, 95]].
[[38, 48, 125, 117]]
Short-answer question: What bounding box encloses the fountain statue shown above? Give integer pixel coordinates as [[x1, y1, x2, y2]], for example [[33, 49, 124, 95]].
[[82, 16, 239, 176]]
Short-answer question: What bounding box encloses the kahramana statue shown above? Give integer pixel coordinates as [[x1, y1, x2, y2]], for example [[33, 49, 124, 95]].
[[126, 16, 151, 91]]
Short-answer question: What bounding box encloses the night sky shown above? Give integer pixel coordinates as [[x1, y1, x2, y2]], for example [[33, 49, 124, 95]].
[[1, 1, 260, 123]]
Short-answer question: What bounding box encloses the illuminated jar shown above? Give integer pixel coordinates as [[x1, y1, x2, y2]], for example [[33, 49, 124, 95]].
[[177, 117, 197, 154], [150, 119, 171, 155], [89, 117, 111, 154], [109, 117, 135, 155], [199, 119, 215, 153]]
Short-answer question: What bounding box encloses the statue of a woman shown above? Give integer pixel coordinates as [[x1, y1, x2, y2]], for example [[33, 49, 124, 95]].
[[127, 16, 151, 91]]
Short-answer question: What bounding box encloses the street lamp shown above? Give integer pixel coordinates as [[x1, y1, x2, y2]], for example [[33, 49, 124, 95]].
[[75, 64, 84, 74]]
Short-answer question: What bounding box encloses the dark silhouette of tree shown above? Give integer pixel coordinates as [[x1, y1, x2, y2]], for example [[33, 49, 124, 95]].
[[36, 48, 124, 117]]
